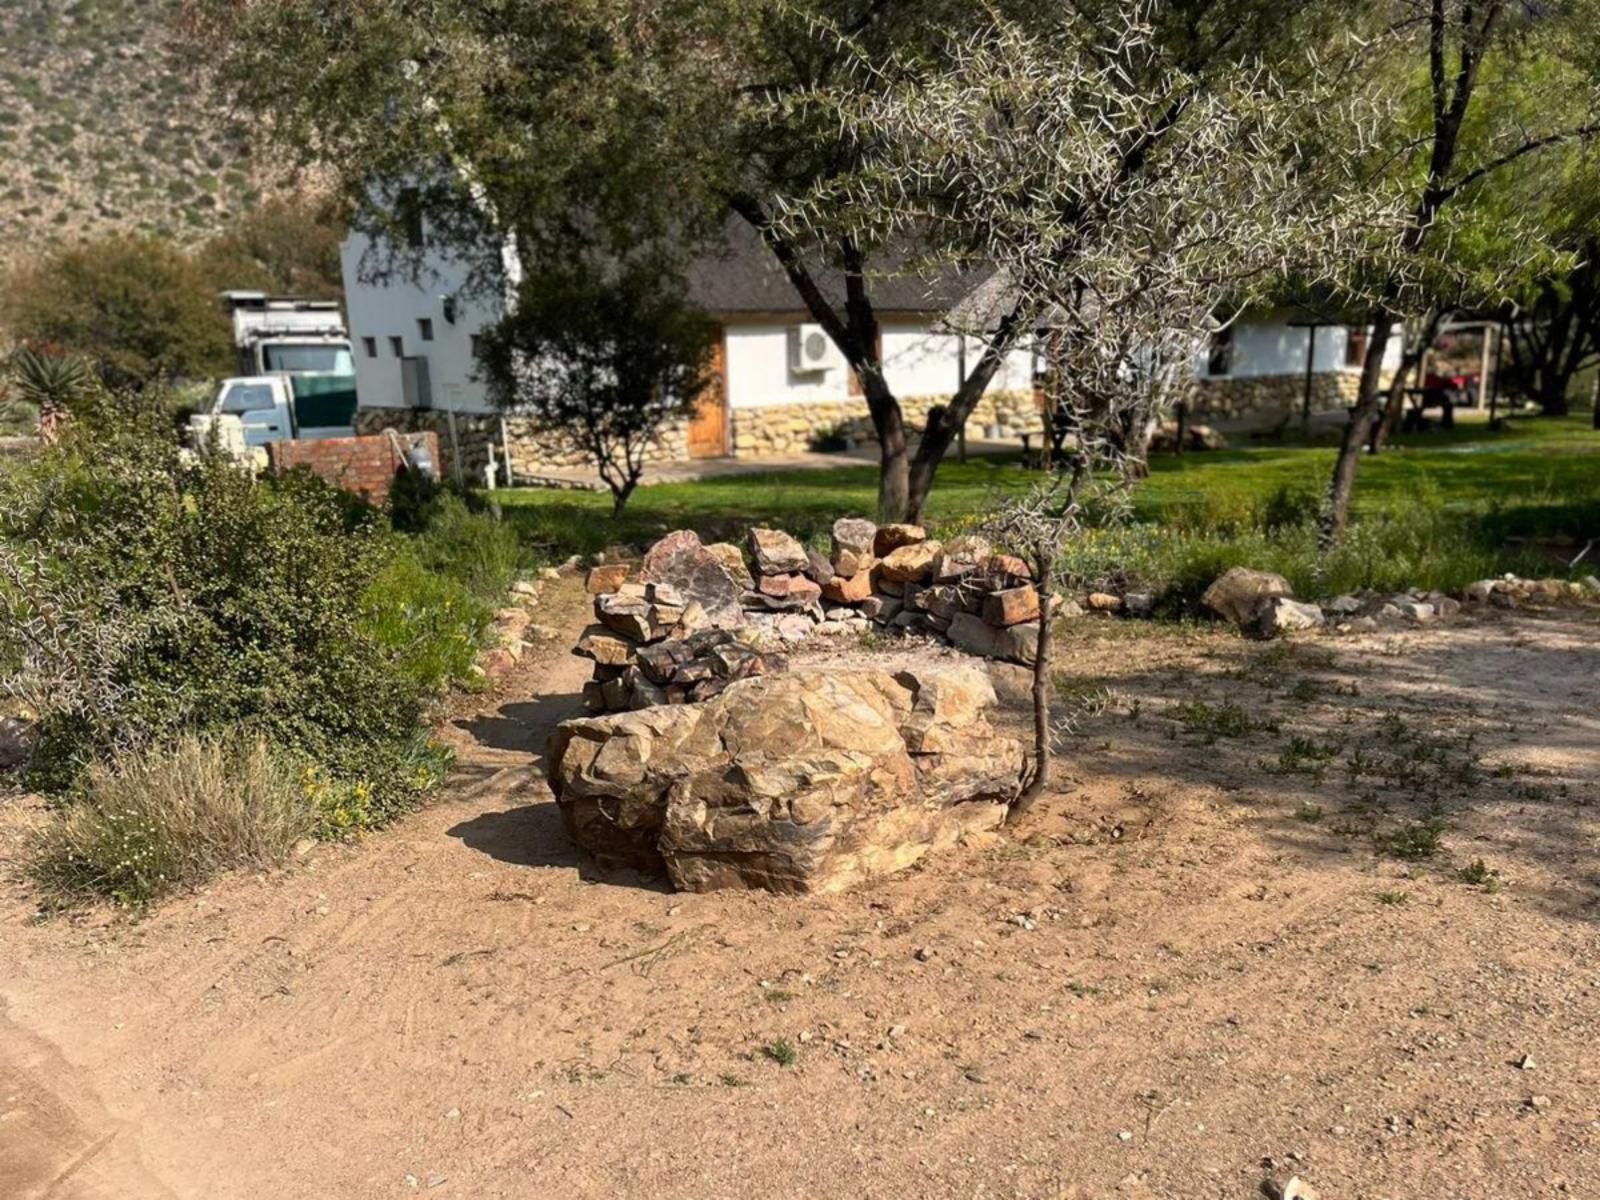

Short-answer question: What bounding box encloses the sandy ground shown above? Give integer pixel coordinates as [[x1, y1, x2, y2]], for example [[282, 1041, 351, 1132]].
[[2, 582, 1598, 1200]]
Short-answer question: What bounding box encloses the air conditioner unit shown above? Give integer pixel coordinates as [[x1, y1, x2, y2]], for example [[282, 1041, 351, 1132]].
[[789, 323, 838, 373]]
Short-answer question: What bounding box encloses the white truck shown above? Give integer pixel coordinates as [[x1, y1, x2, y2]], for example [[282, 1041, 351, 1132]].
[[207, 292, 360, 446]]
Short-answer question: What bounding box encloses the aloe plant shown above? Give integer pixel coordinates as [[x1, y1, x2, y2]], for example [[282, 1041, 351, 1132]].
[[7, 347, 96, 435]]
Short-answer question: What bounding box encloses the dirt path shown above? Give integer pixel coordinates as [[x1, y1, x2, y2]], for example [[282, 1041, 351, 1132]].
[[2, 588, 1598, 1199]]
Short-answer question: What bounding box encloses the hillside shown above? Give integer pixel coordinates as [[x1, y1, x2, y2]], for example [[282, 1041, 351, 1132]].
[[0, 0, 278, 260]]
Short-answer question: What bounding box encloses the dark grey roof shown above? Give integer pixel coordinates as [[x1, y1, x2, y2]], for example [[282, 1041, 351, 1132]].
[[684, 217, 980, 317]]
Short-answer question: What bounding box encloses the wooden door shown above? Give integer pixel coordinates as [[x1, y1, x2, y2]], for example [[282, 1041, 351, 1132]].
[[687, 330, 729, 458]]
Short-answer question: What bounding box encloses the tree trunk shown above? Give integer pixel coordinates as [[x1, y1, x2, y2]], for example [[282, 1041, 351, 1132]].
[[875, 396, 911, 524], [1007, 545, 1053, 824], [1321, 310, 1396, 545]]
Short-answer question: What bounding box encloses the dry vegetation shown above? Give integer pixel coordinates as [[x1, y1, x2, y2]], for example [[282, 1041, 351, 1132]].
[[0, 0, 273, 258]]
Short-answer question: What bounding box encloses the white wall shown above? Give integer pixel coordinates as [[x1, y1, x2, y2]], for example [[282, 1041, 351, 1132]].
[[726, 319, 1036, 411], [340, 230, 503, 414], [1203, 314, 1405, 379], [723, 323, 853, 408]]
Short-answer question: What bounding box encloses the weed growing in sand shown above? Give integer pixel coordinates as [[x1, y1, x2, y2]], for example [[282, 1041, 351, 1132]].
[[1294, 803, 1325, 823], [761, 1038, 798, 1067], [1376, 891, 1410, 906], [1175, 700, 1254, 742], [1274, 735, 1343, 780], [764, 989, 796, 1004], [1382, 816, 1447, 860], [1458, 859, 1504, 891]]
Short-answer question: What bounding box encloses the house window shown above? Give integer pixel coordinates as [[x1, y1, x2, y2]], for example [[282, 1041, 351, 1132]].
[[469, 334, 483, 358], [1206, 328, 1234, 377], [417, 318, 434, 342], [1345, 328, 1369, 367], [389, 336, 404, 357], [362, 336, 377, 358]]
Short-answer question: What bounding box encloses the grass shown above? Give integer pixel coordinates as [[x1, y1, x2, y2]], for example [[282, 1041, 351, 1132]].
[[32, 734, 313, 907], [490, 412, 1600, 601], [1175, 700, 1255, 741]]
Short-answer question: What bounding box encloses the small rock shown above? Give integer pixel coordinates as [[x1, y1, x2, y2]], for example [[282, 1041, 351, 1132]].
[[914, 946, 936, 962], [572, 922, 591, 933], [585, 563, 629, 594], [1085, 591, 1123, 613], [292, 837, 315, 858], [1347, 616, 1379, 633], [747, 527, 810, 574], [1123, 591, 1155, 617], [1465, 578, 1497, 602], [873, 523, 926, 557], [1396, 601, 1435, 622], [445, 1108, 461, 1120], [1528, 1094, 1552, 1110], [1256, 597, 1324, 636], [1116, 1129, 1133, 1142], [1516, 1054, 1536, 1070], [539, 566, 562, 582], [1323, 594, 1362, 615]]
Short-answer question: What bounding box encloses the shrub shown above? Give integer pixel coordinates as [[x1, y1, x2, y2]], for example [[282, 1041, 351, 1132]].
[[32, 734, 313, 906], [0, 234, 232, 388], [406, 493, 529, 603], [0, 397, 421, 795]]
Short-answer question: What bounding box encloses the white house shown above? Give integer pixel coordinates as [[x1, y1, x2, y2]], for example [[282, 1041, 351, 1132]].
[[1193, 309, 1405, 420], [340, 216, 1399, 478]]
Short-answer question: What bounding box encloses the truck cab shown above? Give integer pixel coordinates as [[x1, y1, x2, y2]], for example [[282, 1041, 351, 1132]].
[[218, 292, 359, 439]]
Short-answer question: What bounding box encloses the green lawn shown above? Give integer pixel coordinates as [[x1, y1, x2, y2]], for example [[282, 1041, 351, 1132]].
[[493, 412, 1600, 601]]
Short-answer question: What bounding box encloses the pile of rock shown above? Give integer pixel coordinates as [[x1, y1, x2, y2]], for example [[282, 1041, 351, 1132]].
[[548, 664, 1024, 894], [575, 522, 1046, 705]]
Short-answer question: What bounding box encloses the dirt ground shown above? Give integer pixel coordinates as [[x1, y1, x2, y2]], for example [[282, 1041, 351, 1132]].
[[2, 582, 1597, 1200]]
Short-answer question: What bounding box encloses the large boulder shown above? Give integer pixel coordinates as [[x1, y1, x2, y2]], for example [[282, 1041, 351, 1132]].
[[547, 667, 1023, 894], [639, 530, 746, 626], [1201, 567, 1293, 627]]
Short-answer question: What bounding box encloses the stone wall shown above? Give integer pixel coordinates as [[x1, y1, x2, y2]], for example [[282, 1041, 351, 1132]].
[[731, 390, 1042, 458], [354, 407, 689, 481], [1184, 371, 1363, 419]]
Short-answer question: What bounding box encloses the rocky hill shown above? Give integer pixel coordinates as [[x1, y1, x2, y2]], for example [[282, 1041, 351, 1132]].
[[0, 0, 276, 261]]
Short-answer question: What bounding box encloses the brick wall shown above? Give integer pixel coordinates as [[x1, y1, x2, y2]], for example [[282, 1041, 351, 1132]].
[[266, 431, 439, 504]]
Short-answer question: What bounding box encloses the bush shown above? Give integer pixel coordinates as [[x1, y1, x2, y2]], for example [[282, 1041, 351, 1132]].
[[0, 396, 424, 797], [32, 734, 313, 906], [0, 234, 232, 388]]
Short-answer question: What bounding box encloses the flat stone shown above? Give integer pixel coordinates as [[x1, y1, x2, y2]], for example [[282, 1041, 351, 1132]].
[[639, 530, 746, 627], [873, 524, 927, 557], [747, 527, 809, 575], [574, 624, 635, 666], [982, 584, 1040, 627], [1085, 591, 1123, 613], [1397, 601, 1435, 622], [758, 573, 823, 605], [1323, 594, 1363, 615], [879, 540, 942, 584]]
